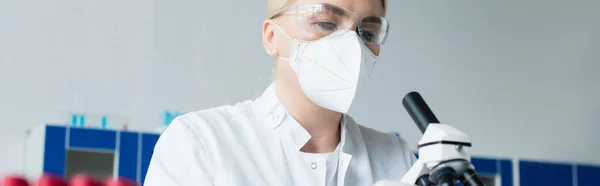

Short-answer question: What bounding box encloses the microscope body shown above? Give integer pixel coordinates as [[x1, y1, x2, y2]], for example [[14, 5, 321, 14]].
[[374, 123, 482, 186]]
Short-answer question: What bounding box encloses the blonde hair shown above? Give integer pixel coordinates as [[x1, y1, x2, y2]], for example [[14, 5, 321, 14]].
[[267, 0, 387, 19]]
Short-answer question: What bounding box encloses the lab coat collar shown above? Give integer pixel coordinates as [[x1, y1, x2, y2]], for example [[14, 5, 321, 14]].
[[253, 82, 354, 155]]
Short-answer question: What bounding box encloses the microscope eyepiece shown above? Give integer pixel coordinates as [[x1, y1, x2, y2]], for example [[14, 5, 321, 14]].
[[402, 91, 440, 133]]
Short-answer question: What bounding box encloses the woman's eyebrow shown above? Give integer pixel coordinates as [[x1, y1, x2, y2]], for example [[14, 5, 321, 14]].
[[321, 4, 347, 17], [361, 16, 382, 24]]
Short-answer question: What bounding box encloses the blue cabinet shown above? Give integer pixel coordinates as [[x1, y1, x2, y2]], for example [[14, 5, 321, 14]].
[[519, 160, 573, 186], [43, 126, 67, 176], [576, 164, 600, 186], [140, 134, 160, 184], [69, 128, 116, 150], [118, 132, 140, 181], [30, 125, 161, 184]]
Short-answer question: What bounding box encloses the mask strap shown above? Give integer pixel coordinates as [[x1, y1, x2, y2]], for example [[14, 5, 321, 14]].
[[273, 23, 293, 41], [272, 23, 294, 61]]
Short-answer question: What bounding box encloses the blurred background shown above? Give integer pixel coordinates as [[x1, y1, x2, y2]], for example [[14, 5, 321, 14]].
[[0, 0, 599, 185]]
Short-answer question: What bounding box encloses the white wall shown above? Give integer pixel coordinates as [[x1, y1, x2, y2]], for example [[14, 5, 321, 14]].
[[1, 0, 599, 175], [0, 0, 155, 173]]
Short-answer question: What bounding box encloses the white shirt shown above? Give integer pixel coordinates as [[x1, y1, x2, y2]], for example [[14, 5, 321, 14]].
[[144, 82, 416, 186], [299, 142, 341, 186]]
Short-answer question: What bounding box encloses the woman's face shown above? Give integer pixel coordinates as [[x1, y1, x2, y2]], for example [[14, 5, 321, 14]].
[[264, 0, 386, 58]]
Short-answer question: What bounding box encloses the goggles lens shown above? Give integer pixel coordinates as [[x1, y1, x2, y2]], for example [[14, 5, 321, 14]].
[[278, 3, 389, 44]]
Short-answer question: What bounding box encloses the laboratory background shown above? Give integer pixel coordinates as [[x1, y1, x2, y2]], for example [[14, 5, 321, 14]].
[[1, 0, 599, 185]]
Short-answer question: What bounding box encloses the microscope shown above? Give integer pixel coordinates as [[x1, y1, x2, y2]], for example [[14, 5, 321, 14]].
[[374, 92, 485, 186]]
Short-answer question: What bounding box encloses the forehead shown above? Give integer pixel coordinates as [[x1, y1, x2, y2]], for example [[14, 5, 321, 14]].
[[291, 0, 385, 17]]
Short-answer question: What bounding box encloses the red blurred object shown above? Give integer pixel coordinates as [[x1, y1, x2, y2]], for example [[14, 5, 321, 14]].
[[103, 177, 137, 186], [69, 174, 101, 186], [2, 175, 29, 186], [36, 174, 66, 186]]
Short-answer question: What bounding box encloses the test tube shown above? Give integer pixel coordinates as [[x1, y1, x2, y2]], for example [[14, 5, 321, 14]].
[[104, 177, 137, 186], [2, 175, 29, 186], [69, 174, 101, 186], [36, 174, 67, 186]]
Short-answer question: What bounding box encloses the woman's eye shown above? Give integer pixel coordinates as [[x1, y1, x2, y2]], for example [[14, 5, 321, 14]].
[[313, 22, 337, 31], [359, 30, 374, 42]]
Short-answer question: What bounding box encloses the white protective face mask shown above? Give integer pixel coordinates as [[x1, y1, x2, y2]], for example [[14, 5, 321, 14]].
[[276, 25, 379, 113]]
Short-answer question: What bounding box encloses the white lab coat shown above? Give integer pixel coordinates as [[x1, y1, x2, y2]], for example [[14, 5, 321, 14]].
[[144, 83, 416, 186]]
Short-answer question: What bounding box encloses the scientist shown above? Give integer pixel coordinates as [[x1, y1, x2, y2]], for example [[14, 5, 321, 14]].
[[144, 0, 416, 185]]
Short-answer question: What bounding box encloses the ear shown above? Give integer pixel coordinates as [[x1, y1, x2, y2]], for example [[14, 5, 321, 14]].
[[262, 20, 278, 57]]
